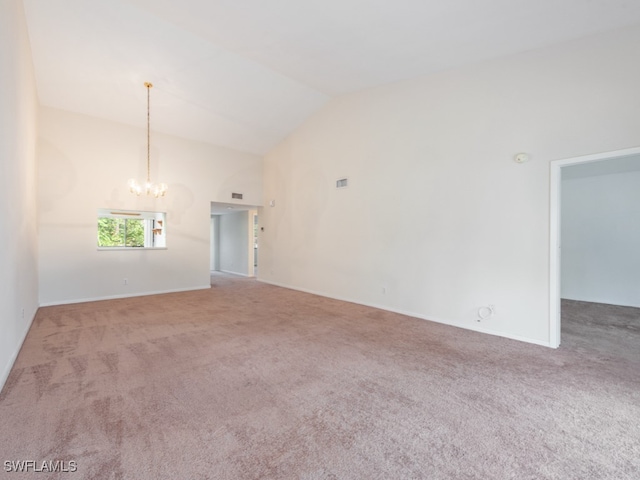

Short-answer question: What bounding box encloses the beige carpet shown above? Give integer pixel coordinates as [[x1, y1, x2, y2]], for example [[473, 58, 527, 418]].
[[1, 275, 639, 479]]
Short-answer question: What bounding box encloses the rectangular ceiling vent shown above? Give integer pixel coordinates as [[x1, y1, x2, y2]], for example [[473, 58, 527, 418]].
[[336, 178, 348, 189], [231, 192, 243, 199]]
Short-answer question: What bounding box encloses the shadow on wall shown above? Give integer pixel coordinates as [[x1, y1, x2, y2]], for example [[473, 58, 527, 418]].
[[101, 183, 195, 226], [218, 166, 263, 205], [164, 183, 195, 226], [38, 139, 77, 214]]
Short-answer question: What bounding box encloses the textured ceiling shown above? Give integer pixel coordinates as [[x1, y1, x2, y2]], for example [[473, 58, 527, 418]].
[[23, 0, 640, 155]]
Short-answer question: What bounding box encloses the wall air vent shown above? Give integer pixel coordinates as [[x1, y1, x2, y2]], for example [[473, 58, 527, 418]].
[[231, 193, 243, 199], [336, 178, 348, 189]]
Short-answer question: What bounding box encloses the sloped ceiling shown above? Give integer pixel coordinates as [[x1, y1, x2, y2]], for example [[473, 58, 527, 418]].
[[23, 0, 640, 155]]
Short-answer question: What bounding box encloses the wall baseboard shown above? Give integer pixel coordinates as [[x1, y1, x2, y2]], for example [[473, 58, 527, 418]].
[[258, 278, 552, 348], [39, 285, 211, 307], [0, 309, 38, 394], [218, 270, 253, 278]]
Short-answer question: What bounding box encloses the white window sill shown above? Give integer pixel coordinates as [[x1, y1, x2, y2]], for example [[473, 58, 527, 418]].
[[97, 247, 168, 251]]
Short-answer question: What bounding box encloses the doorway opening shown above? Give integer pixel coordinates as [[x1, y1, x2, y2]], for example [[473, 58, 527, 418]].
[[253, 212, 258, 276], [210, 202, 259, 278], [549, 146, 640, 347]]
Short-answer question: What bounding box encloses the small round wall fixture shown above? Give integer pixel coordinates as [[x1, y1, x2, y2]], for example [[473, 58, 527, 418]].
[[514, 153, 530, 164]]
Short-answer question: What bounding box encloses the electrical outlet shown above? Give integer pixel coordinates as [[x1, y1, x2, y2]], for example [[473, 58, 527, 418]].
[[382, 286, 387, 294], [124, 278, 128, 285], [21, 308, 24, 319]]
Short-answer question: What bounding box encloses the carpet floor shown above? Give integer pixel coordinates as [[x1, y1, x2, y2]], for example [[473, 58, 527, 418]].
[[1, 275, 639, 479]]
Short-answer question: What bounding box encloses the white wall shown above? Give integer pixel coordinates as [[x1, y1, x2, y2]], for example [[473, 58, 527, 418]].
[[210, 215, 220, 271], [0, 0, 39, 388], [561, 170, 640, 308], [38, 107, 262, 305], [219, 210, 255, 276], [260, 25, 640, 346]]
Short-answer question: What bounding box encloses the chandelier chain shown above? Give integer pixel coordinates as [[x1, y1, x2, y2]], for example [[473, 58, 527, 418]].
[[128, 81, 167, 197], [146, 82, 151, 184]]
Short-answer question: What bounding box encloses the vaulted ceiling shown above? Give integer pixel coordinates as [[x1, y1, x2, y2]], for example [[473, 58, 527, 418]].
[[23, 0, 640, 155]]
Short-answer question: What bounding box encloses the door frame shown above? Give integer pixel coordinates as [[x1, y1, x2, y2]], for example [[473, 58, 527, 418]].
[[549, 146, 640, 348]]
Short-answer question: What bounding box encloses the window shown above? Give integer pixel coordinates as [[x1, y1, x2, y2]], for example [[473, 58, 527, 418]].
[[97, 209, 166, 249]]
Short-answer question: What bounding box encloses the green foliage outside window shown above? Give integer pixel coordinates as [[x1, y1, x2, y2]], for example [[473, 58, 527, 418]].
[[98, 217, 145, 247]]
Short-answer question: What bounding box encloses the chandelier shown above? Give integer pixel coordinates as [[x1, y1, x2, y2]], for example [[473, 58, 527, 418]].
[[128, 82, 168, 197]]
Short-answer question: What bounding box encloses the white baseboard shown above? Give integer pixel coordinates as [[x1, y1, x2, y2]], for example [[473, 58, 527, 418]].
[[258, 278, 552, 348], [39, 285, 211, 307], [218, 270, 253, 278], [0, 309, 37, 393]]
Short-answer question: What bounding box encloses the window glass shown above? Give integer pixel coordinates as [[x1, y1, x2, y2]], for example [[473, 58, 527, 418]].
[[97, 209, 166, 249]]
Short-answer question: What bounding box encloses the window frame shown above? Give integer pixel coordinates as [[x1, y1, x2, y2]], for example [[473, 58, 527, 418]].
[[97, 209, 167, 250]]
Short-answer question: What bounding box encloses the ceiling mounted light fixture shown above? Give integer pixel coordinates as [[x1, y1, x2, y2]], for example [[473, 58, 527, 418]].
[[128, 82, 168, 197]]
